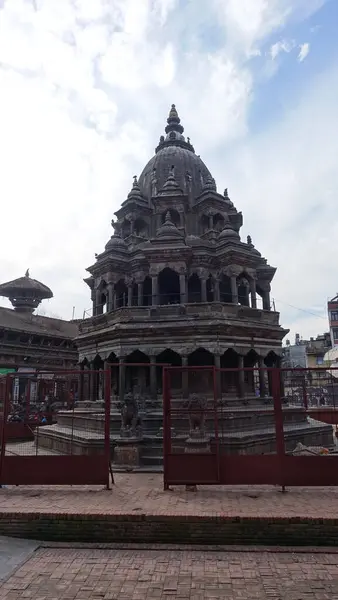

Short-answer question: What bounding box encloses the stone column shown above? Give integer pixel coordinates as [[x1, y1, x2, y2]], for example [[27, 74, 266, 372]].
[[78, 363, 84, 402], [89, 361, 96, 402], [214, 354, 221, 398], [152, 275, 158, 306], [119, 358, 125, 403], [201, 278, 207, 302], [238, 355, 245, 399], [95, 289, 102, 315], [138, 282, 143, 306], [127, 284, 133, 307], [107, 283, 114, 312], [231, 276, 238, 304], [263, 288, 271, 310], [258, 356, 266, 397], [149, 356, 157, 398], [180, 274, 187, 304], [182, 356, 189, 398], [214, 279, 220, 302], [242, 282, 250, 307], [250, 280, 257, 309], [208, 215, 213, 230], [92, 292, 97, 318]]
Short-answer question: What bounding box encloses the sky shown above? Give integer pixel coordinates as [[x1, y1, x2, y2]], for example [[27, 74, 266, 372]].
[[0, 0, 337, 344]]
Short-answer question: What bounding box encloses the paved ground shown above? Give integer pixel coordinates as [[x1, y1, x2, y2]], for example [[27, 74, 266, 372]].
[[2, 473, 338, 518], [0, 537, 37, 583], [2, 546, 338, 599]]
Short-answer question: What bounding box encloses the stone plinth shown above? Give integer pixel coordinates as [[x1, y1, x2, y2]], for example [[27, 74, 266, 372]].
[[185, 429, 210, 454], [114, 439, 141, 467]]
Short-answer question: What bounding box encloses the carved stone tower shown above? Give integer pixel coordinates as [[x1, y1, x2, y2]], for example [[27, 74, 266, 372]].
[[77, 104, 286, 389], [64, 105, 331, 467]]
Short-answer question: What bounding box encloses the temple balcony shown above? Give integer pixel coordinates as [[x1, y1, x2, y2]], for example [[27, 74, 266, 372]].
[[77, 302, 280, 336]]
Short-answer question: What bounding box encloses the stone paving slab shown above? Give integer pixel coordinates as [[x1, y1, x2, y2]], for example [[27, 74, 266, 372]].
[[2, 546, 338, 599], [0, 536, 38, 583], [1, 473, 338, 519]]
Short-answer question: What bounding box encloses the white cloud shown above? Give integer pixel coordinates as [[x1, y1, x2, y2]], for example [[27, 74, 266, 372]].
[[0, 0, 333, 340], [298, 42, 310, 62], [220, 64, 338, 339], [270, 38, 296, 60]]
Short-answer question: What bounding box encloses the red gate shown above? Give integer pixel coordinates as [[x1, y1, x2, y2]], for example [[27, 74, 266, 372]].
[[163, 365, 338, 488], [0, 369, 111, 487]]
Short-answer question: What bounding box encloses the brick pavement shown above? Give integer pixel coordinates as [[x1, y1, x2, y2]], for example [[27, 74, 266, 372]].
[[2, 546, 338, 599], [1, 473, 338, 519]]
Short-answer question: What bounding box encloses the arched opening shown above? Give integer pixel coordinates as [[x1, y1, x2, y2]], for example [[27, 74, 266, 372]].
[[244, 349, 259, 395], [132, 283, 138, 306], [92, 354, 104, 401], [162, 208, 180, 227], [206, 275, 215, 302], [78, 358, 89, 402], [125, 350, 150, 394], [188, 347, 214, 393], [219, 274, 232, 303], [264, 351, 280, 397], [213, 213, 225, 231], [97, 280, 107, 315], [200, 214, 209, 234], [264, 351, 279, 368], [237, 274, 250, 307], [220, 349, 239, 395], [115, 279, 128, 307], [256, 284, 264, 310], [142, 276, 152, 306], [158, 267, 180, 305], [121, 219, 131, 238], [188, 273, 201, 303], [134, 218, 148, 238], [156, 349, 182, 393], [107, 352, 119, 396]]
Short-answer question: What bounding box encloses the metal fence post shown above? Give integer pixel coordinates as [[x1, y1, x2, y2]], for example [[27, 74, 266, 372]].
[[0, 375, 11, 486], [271, 367, 286, 490], [104, 364, 113, 489], [163, 367, 170, 491]]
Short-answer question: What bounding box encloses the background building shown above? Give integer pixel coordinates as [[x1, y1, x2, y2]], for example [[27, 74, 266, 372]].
[[0, 271, 79, 386], [328, 294, 338, 347]]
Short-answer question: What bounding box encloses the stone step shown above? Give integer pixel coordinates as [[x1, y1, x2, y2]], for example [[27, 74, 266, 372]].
[[142, 455, 163, 466]]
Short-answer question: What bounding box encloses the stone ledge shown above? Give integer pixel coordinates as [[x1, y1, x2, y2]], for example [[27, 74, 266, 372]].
[[1, 512, 338, 546]]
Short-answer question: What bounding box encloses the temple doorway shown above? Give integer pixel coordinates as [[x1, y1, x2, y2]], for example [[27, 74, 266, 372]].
[[188, 348, 214, 393], [125, 350, 150, 394], [158, 268, 180, 305], [156, 349, 182, 393]]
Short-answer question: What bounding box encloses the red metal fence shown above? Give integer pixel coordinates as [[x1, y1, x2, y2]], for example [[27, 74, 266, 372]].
[[163, 366, 338, 488], [0, 369, 111, 487]]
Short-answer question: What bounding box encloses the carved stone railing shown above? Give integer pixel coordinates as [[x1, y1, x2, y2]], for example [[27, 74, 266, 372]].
[[78, 302, 279, 334]]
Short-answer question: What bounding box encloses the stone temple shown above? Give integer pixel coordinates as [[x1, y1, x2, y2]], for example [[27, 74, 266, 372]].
[[39, 105, 333, 466]]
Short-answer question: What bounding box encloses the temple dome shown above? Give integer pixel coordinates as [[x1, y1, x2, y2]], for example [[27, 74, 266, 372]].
[[105, 232, 127, 251], [218, 216, 240, 241], [138, 105, 212, 200], [156, 212, 183, 240]]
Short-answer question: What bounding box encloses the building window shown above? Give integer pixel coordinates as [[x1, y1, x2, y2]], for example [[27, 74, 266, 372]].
[[316, 356, 324, 365], [333, 328, 338, 341], [331, 311, 338, 321]]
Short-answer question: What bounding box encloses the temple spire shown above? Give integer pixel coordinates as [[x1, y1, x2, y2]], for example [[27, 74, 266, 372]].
[[165, 103, 184, 135]]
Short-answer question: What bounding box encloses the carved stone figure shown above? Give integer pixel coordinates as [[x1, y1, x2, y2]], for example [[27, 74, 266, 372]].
[[183, 393, 208, 435], [120, 393, 142, 438]]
